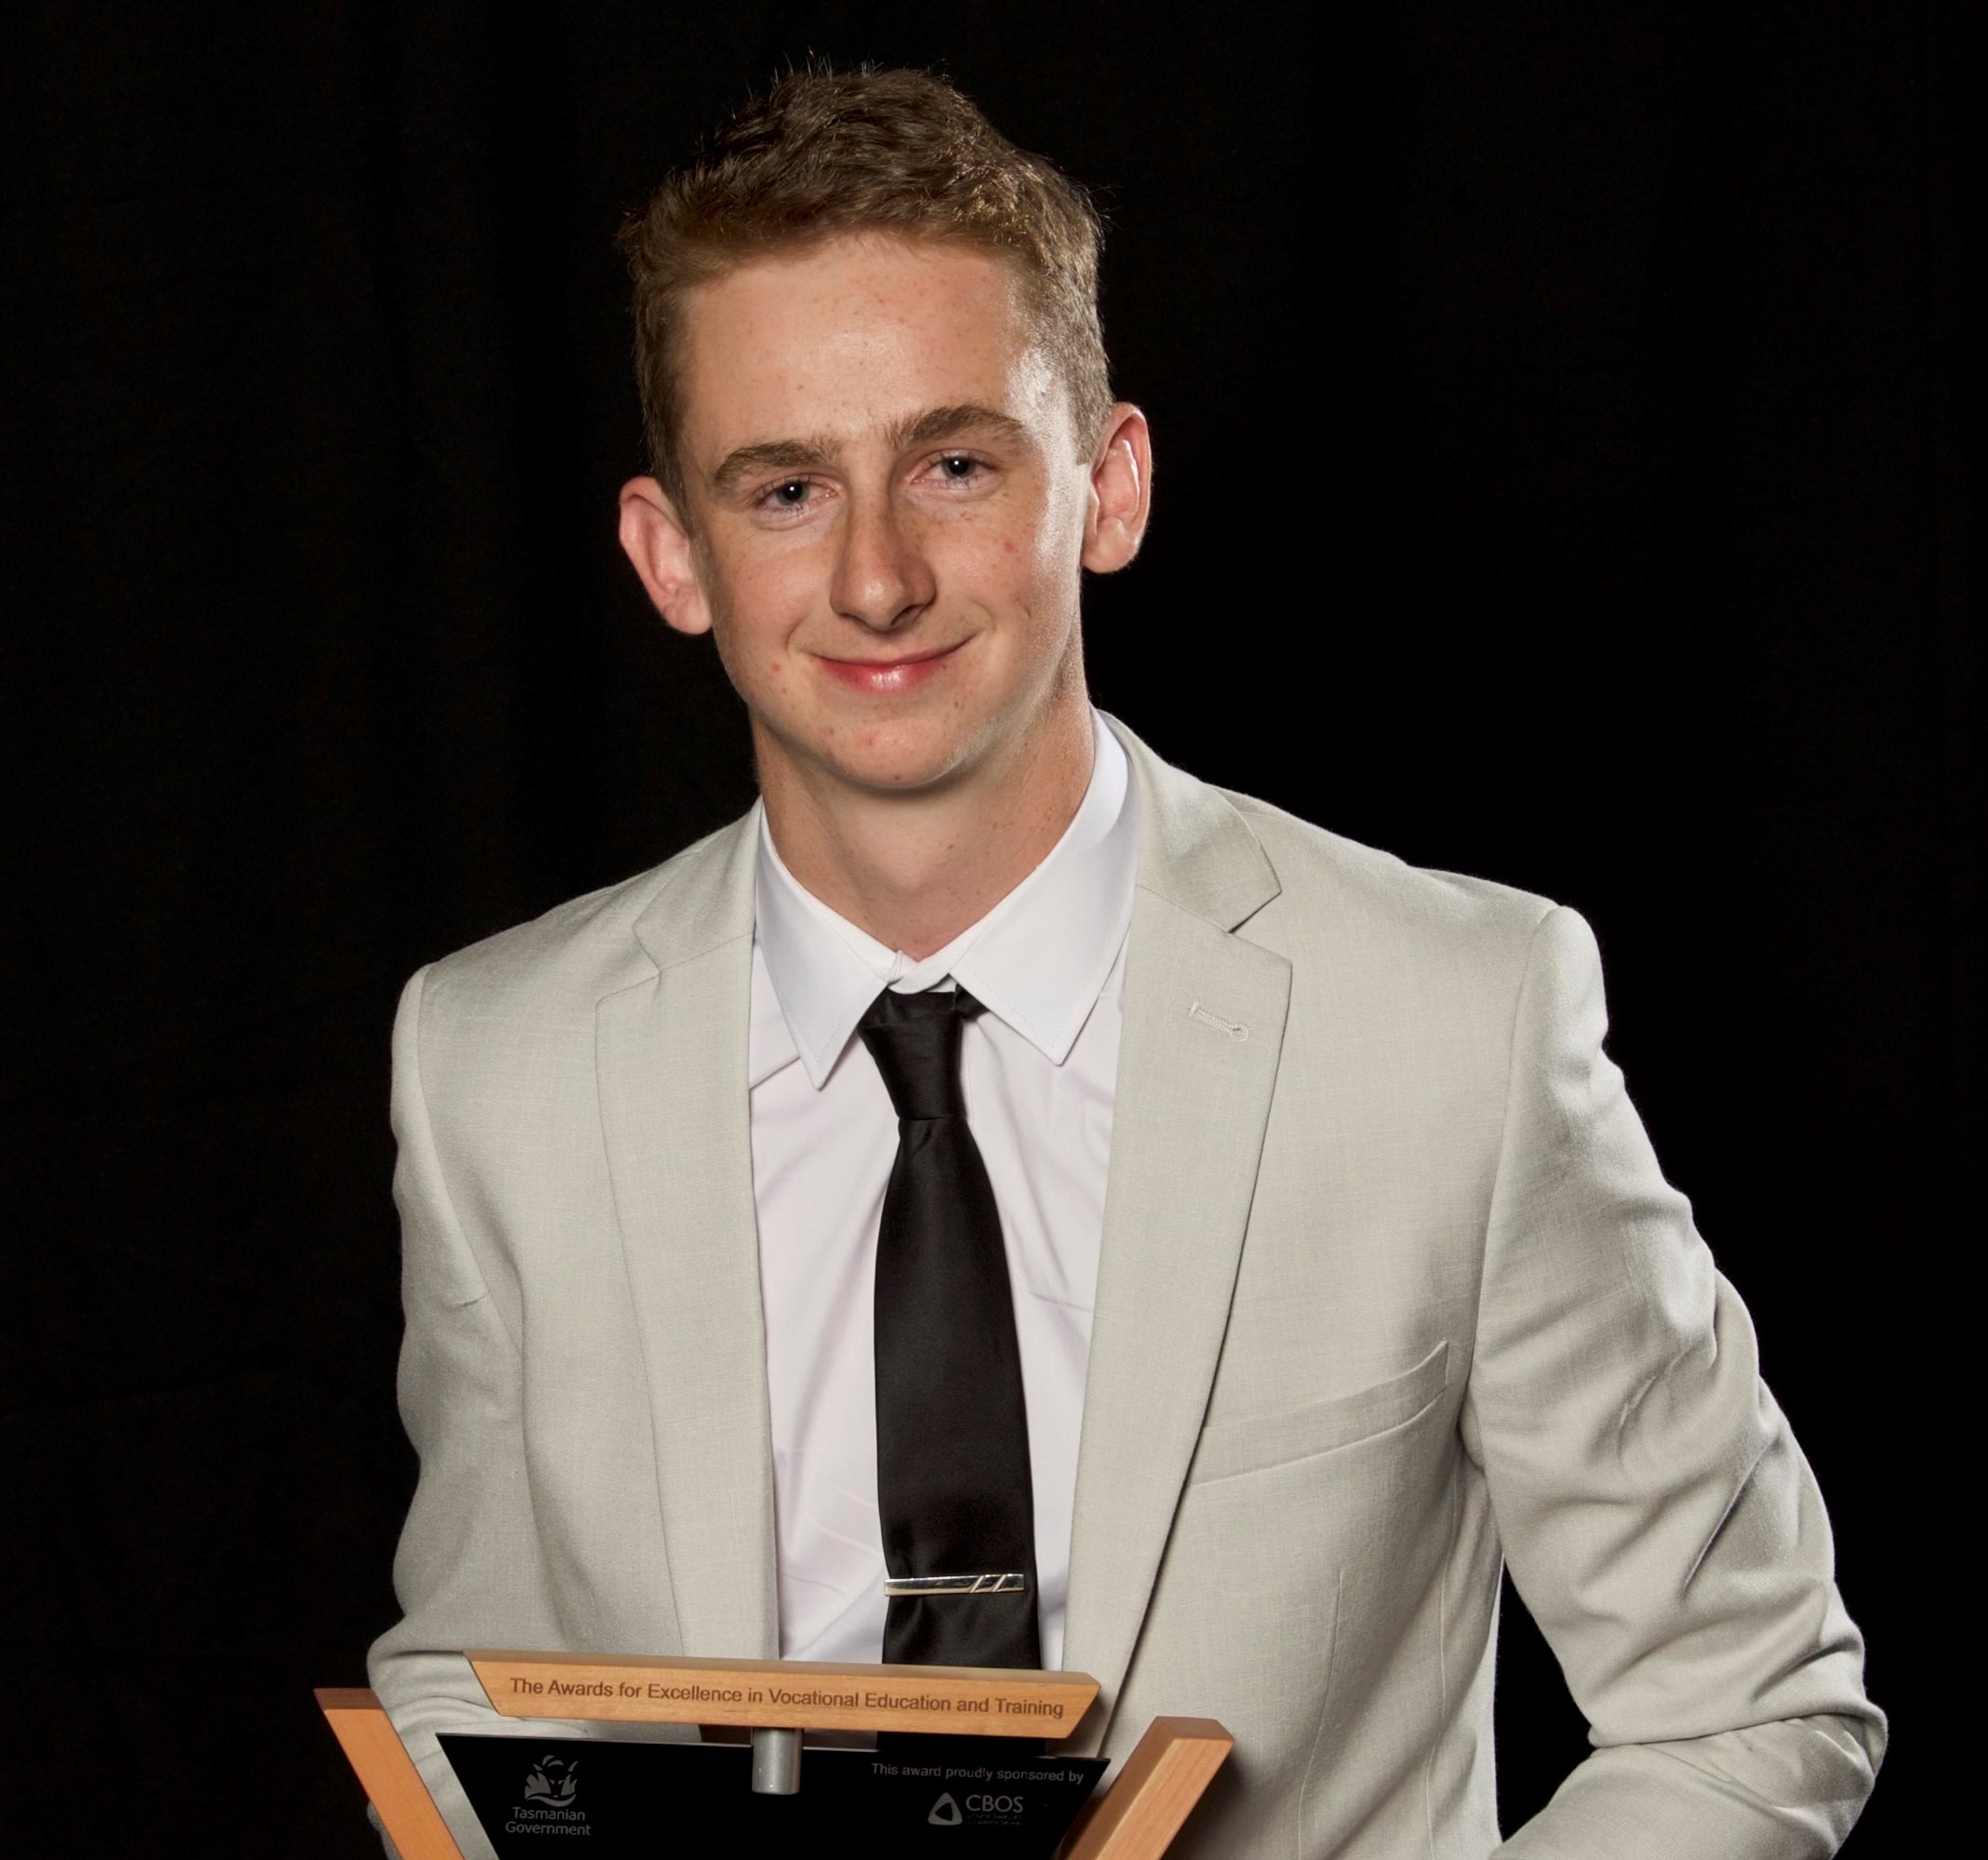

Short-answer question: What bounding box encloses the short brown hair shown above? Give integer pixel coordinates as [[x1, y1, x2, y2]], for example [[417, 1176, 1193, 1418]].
[[618, 67, 1111, 510]]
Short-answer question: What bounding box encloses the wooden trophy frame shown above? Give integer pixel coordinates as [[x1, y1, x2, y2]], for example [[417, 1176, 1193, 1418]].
[[320, 1652, 1231, 1859]]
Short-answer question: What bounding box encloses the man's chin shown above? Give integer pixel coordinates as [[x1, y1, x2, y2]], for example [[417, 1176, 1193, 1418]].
[[824, 744, 980, 796], [774, 718, 991, 799]]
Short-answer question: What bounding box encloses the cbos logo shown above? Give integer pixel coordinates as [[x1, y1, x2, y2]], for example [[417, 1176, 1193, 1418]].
[[522, 1754, 580, 1804], [927, 1788, 1027, 1828], [967, 1793, 1026, 1818]]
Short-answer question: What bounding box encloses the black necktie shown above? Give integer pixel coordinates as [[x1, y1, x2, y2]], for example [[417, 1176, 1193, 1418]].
[[859, 985, 1042, 1671]]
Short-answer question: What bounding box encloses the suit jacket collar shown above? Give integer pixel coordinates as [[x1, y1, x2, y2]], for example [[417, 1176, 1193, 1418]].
[[630, 815, 760, 974], [1107, 713, 1281, 931]]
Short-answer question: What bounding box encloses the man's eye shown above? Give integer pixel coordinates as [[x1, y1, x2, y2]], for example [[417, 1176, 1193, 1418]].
[[936, 455, 982, 481], [769, 479, 812, 506]]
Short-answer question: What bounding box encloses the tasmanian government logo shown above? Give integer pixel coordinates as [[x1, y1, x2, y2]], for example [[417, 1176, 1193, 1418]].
[[927, 1792, 963, 1827], [524, 1755, 580, 1804], [505, 1754, 590, 1837]]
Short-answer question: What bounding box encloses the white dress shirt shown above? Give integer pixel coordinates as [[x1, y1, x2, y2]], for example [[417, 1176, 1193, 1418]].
[[748, 713, 1138, 1672]]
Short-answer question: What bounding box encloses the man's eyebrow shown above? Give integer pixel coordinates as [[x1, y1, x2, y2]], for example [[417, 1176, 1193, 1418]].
[[891, 404, 1031, 450], [708, 438, 835, 497]]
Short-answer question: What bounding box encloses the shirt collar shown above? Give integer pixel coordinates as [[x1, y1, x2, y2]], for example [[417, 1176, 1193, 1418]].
[[754, 713, 1137, 1089]]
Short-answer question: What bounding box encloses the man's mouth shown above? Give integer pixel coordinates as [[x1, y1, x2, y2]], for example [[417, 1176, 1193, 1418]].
[[813, 641, 963, 695]]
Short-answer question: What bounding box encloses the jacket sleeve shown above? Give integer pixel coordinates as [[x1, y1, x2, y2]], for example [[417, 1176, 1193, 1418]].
[[1468, 907, 1885, 1858], [364, 968, 594, 1860]]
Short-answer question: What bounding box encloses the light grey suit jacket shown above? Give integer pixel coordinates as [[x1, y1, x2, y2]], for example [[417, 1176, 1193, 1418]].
[[369, 719, 1883, 1858]]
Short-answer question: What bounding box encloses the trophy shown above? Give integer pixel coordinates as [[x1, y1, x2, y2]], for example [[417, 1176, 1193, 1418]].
[[321, 1651, 1231, 1856]]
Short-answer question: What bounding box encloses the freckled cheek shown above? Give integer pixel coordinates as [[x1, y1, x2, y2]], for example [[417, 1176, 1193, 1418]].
[[723, 564, 816, 693], [944, 523, 1045, 597]]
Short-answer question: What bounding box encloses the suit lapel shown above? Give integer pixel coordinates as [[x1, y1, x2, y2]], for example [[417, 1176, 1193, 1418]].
[[1062, 728, 1291, 1739], [597, 818, 778, 1660]]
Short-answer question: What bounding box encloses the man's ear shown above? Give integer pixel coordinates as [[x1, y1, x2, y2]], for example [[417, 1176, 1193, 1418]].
[[1081, 403, 1153, 575], [618, 475, 713, 636]]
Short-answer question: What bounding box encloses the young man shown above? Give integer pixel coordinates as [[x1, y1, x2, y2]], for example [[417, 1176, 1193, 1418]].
[[369, 69, 1882, 1858]]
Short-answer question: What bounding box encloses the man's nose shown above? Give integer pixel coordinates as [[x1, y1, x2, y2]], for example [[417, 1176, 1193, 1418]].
[[829, 491, 936, 632]]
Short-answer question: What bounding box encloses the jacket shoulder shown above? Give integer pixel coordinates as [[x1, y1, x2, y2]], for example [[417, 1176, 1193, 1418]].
[[411, 814, 752, 1019], [1221, 789, 1559, 957], [1213, 789, 1577, 1100]]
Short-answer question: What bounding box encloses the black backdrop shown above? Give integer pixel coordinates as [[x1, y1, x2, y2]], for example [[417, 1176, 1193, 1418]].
[[2, 4, 1971, 1853]]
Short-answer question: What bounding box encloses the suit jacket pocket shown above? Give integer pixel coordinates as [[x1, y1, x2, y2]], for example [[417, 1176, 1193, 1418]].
[[1187, 1341, 1451, 1485]]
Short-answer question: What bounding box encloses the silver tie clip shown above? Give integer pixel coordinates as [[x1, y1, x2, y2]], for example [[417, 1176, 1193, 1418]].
[[884, 1572, 1028, 1598]]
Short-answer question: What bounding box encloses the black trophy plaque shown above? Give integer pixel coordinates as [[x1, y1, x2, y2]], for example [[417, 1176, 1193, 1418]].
[[440, 1733, 1107, 1855]]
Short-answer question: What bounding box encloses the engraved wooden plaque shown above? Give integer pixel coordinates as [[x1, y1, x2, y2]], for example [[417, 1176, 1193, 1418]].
[[468, 1648, 1100, 1740]]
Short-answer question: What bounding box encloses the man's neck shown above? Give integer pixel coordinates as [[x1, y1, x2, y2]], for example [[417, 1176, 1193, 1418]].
[[757, 696, 1097, 961]]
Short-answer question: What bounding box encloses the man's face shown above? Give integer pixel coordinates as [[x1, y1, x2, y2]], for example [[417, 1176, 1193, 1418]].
[[626, 234, 1142, 799]]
